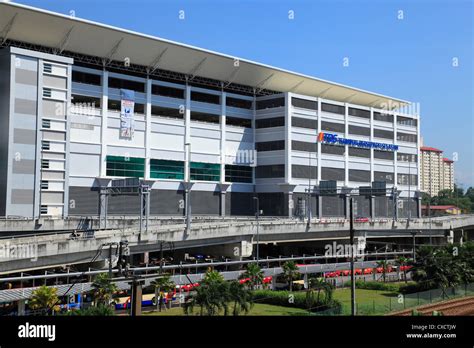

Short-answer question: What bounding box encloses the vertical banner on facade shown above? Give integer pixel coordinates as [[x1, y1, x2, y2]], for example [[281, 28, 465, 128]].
[[120, 89, 135, 139]]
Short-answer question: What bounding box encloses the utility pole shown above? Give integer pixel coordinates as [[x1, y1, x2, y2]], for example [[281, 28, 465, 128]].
[[253, 196, 260, 262], [184, 142, 192, 233], [349, 197, 356, 316]]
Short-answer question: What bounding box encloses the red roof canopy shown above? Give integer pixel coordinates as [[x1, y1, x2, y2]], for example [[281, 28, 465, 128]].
[[420, 146, 443, 153], [443, 158, 454, 163]]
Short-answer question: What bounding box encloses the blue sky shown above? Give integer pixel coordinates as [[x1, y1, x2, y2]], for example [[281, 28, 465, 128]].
[[15, 0, 474, 188]]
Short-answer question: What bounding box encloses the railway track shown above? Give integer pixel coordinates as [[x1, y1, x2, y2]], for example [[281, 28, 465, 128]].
[[391, 296, 474, 316]]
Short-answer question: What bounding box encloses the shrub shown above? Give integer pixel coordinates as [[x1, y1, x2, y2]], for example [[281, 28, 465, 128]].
[[398, 282, 431, 294], [344, 280, 399, 292], [63, 305, 115, 316], [252, 290, 342, 314]]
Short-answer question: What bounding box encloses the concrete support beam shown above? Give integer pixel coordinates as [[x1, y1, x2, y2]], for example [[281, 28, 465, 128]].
[[218, 184, 230, 217]]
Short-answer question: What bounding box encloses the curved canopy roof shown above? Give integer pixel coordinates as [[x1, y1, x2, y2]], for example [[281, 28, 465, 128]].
[[0, 1, 410, 108]]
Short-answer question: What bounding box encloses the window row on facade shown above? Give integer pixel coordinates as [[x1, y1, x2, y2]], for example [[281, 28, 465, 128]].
[[105, 156, 252, 183]]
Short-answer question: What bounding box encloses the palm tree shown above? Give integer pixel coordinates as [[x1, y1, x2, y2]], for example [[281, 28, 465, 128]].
[[184, 270, 228, 316], [202, 270, 225, 284], [282, 261, 300, 292], [29, 285, 60, 314], [91, 273, 118, 307], [395, 256, 410, 283], [228, 281, 253, 316], [376, 260, 391, 283], [309, 278, 334, 304], [239, 263, 264, 290], [151, 274, 175, 312]]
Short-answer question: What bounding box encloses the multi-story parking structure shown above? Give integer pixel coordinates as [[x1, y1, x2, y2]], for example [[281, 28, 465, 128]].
[[0, 2, 421, 220]]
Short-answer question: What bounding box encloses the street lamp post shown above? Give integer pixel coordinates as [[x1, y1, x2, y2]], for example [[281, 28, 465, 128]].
[[253, 196, 260, 262], [185, 142, 192, 232], [349, 197, 356, 316]]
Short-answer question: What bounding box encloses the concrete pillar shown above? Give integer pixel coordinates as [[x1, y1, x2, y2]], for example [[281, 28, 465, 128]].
[[345, 195, 350, 219], [370, 196, 375, 219], [218, 184, 230, 217], [318, 195, 323, 218], [18, 299, 26, 316], [417, 196, 422, 218], [279, 183, 296, 218]]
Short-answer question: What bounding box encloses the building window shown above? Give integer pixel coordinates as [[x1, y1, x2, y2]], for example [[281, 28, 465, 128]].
[[191, 111, 220, 124], [321, 103, 345, 115], [397, 153, 417, 162], [397, 132, 417, 143], [190, 162, 220, 181], [150, 159, 184, 180], [43, 88, 52, 98], [134, 103, 145, 114], [397, 174, 418, 185], [291, 97, 317, 110], [292, 117, 317, 130], [321, 121, 345, 133], [225, 165, 253, 183], [373, 112, 394, 123], [374, 150, 394, 161], [152, 85, 185, 99], [72, 71, 101, 86], [321, 144, 345, 156], [373, 128, 394, 140], [227, 97, 252, 109], [41, 159, 50, 169], [348, 147, 370, 158], [41, 141, 50, 151], [151, 105, 183, 119], [321, 167, 344, 181], [348, 125, 370, 136], [292, 140, 316, 152], [256, 97, 285, 110], [397, 116, 417, 127], [43, 63, 52, 74], [256, 140, 285, 152], [108, 99, 121, 111], [348, 107, 370, 119], [374, 171, 394, 184], [72, 94, 101, 109], [226, 116, 252, 128], [191, 91, 220, 105], [292, 164, 317, 179], [106, 155, 145, 178], [255, 117, 284, 128], [108, 77, 145, 93], [349, 169, 371, 182], [256, 164, 285, 178], [42, 119, 51, 129], [41, 181, 49, 190]]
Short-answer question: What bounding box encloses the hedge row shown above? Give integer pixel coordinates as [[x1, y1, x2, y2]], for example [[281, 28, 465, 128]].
[[252, 290, 342, 314]]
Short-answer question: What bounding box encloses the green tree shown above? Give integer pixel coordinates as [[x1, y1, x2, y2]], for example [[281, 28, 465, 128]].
[[376, 260, 391, 283], [228, 281, 253, 316], [29, 285, 60, 314], [151, 274, 175, 312], [184, 270, 229, 316], [308, 278, 334, 304], [395, 256, 411, 283], [282, 261, 300, 292], [239, 263, 264, 290], [91, 273, 118, 307]]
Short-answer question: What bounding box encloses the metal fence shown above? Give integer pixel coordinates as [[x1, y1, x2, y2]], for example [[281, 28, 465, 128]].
[[313, 283, 474, 316]]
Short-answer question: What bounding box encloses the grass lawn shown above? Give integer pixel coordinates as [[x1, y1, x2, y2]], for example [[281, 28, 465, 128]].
[[144, 303, 310, 316], [333, 288, 399, 315]]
